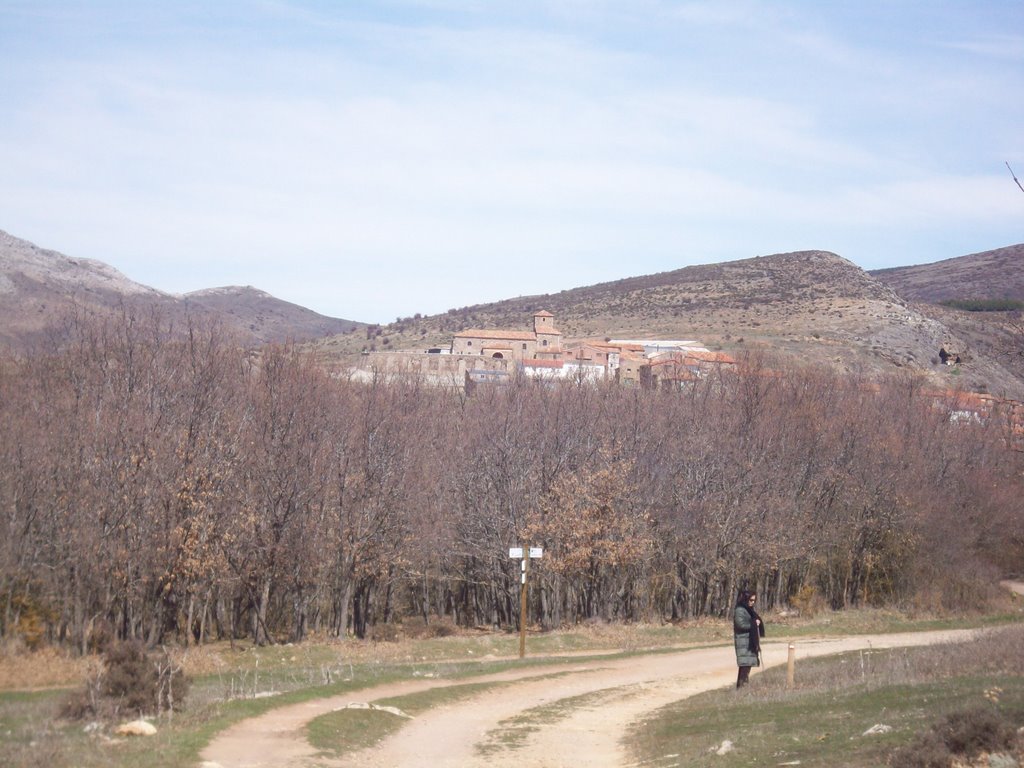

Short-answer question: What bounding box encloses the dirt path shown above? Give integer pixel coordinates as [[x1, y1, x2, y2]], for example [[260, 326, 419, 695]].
[[1001, 579, 1024, 598], [200, 628, 978, 768]]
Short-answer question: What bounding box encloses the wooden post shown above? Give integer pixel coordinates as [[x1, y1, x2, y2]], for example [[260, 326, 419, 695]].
[[509, 545, 542, 659], [519, 549, 529, 659], [787, 643, 796, 688]]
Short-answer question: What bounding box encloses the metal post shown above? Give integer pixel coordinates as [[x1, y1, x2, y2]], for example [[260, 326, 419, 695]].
[[787, 643, 796, 688]]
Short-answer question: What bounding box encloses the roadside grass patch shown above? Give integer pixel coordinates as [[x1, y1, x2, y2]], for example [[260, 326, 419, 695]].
[[625, 624, 1024, 768]]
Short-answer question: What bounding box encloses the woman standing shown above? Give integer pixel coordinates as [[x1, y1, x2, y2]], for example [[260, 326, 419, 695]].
[[734, 589, 765, 688]]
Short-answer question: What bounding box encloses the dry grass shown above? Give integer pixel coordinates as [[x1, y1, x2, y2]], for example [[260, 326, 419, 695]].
[[3, 603, 1020, 694], [0, 644, 100, 690], [626, 624, 1024, 768], [754, 624, 1024, 700]]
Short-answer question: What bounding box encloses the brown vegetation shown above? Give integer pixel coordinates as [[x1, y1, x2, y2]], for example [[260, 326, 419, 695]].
[[60, 639, 188, 721], [871, 244, 1024, 305], [1, 310, 1023, 653]]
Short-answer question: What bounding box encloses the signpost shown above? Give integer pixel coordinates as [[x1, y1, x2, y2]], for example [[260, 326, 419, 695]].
[[509, 545, 543, 658]]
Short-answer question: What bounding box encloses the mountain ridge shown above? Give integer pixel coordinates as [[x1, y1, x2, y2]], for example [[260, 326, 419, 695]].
[[4, 228, 1022, 400], [0, 229, 362, 347]]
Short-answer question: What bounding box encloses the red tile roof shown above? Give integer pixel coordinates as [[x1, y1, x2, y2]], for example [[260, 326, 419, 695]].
[[684, 350, 736, 364]]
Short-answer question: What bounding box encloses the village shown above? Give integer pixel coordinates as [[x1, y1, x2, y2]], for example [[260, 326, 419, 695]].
[[354, 310, 738, 389], [349, 310, 1024, 450]]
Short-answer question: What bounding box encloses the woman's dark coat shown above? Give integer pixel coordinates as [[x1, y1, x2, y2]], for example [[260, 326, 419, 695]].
[[733, 597, 765, 668]]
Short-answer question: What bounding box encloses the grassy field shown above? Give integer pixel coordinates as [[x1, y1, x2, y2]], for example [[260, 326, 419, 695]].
[[624, 624, 1024, 767], [1, 600, 1022, 768]]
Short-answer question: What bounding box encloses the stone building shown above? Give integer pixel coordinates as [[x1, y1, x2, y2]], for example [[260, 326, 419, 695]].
[[450, 311, 563, 360]]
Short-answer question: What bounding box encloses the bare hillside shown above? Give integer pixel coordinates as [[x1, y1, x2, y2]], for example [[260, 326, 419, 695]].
[[183, 286, 361, 344], [0, 229, 363, 349], [315, 249, 1024, 399], [0, 229, 179, 348], [870, 244, 1024, 304]]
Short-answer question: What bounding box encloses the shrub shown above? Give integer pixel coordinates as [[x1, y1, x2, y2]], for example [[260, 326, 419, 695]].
[[789, 585, 827, 617], [59, 684, 100, 721], [889, 704, 1019, 767], [59, 640, 189, 721], [936, 705, 1017, 757], [87, 618, 115, 654], [888, 728, 952, 768], [2, 590, 55, 650], [368, 623, 400, 642]]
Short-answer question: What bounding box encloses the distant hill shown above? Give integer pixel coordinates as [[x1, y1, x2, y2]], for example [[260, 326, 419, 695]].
[[182, 286, 363, 344], [315, 248, 1024, 400], [6, 228, 1022, 400], [0, 229, 363, 348], [870, 244, 1024, 305]]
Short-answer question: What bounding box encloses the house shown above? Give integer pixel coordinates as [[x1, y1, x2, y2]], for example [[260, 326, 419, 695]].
[[640, 349, 736, 390]]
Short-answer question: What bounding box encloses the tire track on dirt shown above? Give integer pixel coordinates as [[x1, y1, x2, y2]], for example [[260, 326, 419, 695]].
[[201, 628, 979, 768]]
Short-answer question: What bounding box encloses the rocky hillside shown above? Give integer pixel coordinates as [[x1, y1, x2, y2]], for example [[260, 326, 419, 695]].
[[872, 243, 1024, 394], [314, 248, 1024, 399], [0, 229, 362, 349]]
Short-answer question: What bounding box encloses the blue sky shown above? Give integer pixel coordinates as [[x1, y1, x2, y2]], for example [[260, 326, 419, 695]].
[[1, 1, 1022, 323]]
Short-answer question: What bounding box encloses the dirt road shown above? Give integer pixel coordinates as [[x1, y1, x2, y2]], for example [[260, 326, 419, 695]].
[[1001, 579, 1024, 598], [200, 627, 978, 768]]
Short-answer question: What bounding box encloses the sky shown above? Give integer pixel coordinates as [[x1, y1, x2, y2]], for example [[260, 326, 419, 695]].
[[1, 1, 1022, 324]]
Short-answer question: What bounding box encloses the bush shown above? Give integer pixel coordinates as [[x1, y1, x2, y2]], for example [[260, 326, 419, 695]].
[[789, 585, 827, 617], [2, 590, 55, 650], [889, 729, 953, 768], [59, 640, 189, 720], [59, 685, 100, 721], [889, 704, 1019, 767], [936, 705, 1017, 757], [368, 623, 400, 642]]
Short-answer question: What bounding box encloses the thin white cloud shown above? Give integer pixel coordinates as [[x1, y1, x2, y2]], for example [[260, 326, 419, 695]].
[[1, 2, 1022, 322], [942, 34, 1024, 61]]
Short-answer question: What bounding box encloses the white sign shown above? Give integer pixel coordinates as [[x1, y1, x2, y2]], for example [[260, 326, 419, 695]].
[[510, 546, 543, 559]]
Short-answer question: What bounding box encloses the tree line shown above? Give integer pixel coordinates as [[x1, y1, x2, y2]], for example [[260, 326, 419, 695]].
[[1, 309, 1021, 651]]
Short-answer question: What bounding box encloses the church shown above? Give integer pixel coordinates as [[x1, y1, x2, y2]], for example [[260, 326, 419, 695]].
[[449, 311, 563, 361]]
